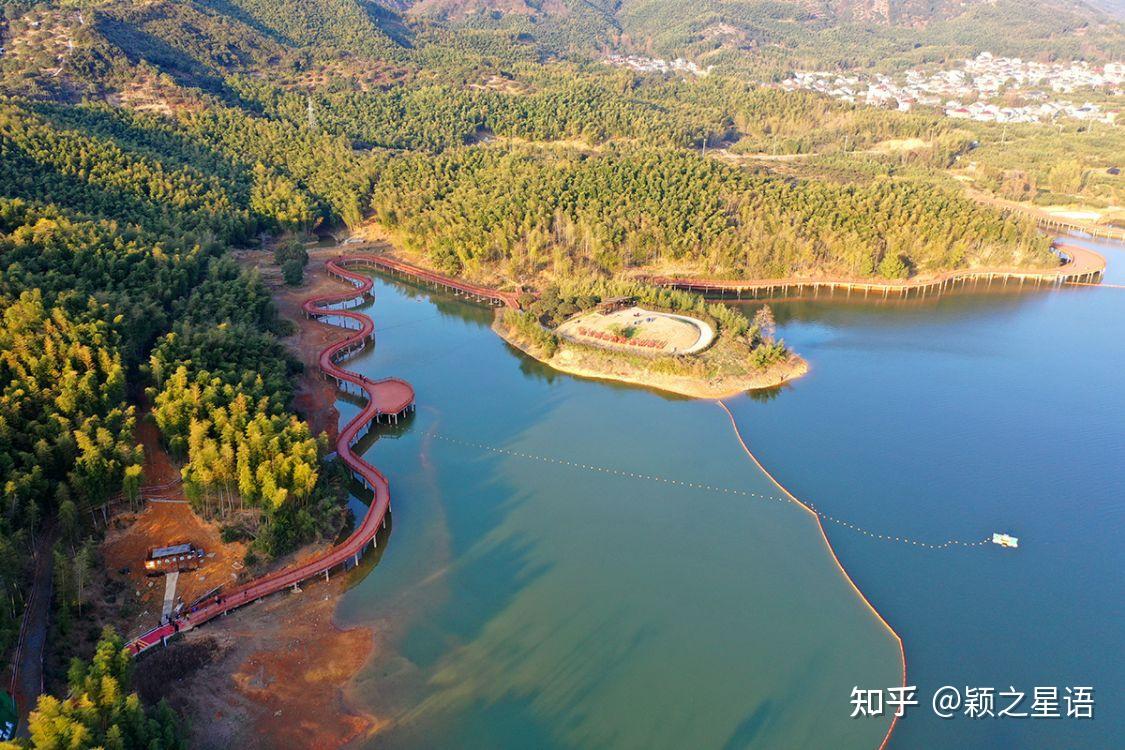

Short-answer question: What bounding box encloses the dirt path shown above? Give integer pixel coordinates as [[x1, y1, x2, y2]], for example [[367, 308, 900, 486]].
[[138, 248, 385, 748], [135, 416, 181, 488], [8, 527, 55, 729]]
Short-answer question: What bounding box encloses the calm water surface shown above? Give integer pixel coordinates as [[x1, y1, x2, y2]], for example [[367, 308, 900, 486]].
[[728, 235, 1124, 749], [331, 235, 1121, 749], [332, 277, 898, 749]]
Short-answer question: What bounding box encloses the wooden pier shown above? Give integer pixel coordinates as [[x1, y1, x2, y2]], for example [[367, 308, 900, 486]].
[[334, 252, 523, 309], [127, 257, 414, 655], [644, 243, 1106, 301], [1003, 207, 1125, 243]]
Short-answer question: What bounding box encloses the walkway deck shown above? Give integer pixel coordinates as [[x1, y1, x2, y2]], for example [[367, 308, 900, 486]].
[[335, 251, 522, 309], [127, 258, 414, 655], [644, 243, 1106, 299]]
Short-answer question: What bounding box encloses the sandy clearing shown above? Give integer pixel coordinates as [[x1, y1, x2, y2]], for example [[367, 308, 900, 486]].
[[557, 306, 715, 356]]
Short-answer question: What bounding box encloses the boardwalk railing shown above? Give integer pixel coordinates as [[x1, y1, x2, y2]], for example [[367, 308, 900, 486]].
[[643, 242, 1106, 300], [1017, 211, 1124, 242], [127, 258, 414, 655], [335, 252, 523, 309]]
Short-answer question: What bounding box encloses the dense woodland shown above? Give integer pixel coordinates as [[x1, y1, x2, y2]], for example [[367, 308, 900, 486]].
[[0, 0, 1120, 741], [370, 144, 1052, 280], [0, 44, 341, 737], [0, 629, 185, 750]]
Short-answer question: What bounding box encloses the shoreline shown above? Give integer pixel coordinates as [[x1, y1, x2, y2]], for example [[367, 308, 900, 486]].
[[318, 239, 1107, 402], [640, 242, 1106, 298], [142, 253, 394, 749], [333, 237, 1105, 308], [161, 574, 379, 750], [322, 243, 809, 399], [493, 314, 809, 399]]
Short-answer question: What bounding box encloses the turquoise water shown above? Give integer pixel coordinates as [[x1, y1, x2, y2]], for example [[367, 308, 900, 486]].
[[727, 235, 1124, 749], [332, 276, 899, 749], [331, 235, 1122, 749]]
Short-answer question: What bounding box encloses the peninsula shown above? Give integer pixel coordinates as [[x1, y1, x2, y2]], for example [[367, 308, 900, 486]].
[[334, 246, 807, 399], [494, 294, 807, 399]]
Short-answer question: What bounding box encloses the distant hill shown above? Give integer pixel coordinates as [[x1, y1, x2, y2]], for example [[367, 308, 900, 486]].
[[386, 0, 1124, 67], [0, 0, 1119, 102], [1086, 0, 1125, 19], [611, 0, 1123, 67]]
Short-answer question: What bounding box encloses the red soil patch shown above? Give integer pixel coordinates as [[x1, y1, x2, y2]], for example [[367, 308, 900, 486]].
[[103, 410, 247, 632], [159, 577, 378, 750], [232, 590, 378, 748], [102, 501, 247, 635], [135, 416, 181, 487]]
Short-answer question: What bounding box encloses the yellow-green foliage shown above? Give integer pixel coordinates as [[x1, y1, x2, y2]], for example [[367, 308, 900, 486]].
[[966, 122, 1125, 206], [502, 309, 560, 358], [371, 144, 1051, 281], [19, 628, 185, 750]]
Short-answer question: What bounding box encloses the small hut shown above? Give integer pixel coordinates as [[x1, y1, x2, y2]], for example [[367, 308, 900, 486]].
[[596, 296, 636, 314]]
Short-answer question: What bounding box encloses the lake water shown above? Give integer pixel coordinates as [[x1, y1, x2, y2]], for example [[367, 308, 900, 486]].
[[724, 235, 1124, 749], [332, 235, 1121, 749]]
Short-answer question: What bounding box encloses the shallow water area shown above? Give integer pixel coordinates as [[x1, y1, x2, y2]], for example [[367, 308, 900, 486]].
[[726, 234, 1124, 748], [330, 271, 899, 749]]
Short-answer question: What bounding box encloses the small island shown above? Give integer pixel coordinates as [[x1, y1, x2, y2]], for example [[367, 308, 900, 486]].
[[494, 281, 807, 399]]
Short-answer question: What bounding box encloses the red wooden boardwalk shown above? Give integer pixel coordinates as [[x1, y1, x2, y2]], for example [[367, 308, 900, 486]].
[[645, 243, 1106, 298], [127, 258, 414, 654], [340, 253, 522, 309]]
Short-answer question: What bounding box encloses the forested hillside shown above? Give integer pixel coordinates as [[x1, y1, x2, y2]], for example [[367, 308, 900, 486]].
[[614, 0, 1124, 69], [0, 69, 349, 741], [369, 144, 1050, 280]]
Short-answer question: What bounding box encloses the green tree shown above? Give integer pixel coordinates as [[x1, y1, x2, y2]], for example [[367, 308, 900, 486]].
[[123, 464, 143, 513], [251, 164, 314, 232], [14, 629, 185, 750], [878, 253, 911, 279], [281, 257, 305, 286]]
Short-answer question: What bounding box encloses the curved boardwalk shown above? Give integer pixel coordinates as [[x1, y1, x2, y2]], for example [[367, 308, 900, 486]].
[[646, 243, 1106, 299], [341, 251, 522, 309], [128, 258, 415, 655]]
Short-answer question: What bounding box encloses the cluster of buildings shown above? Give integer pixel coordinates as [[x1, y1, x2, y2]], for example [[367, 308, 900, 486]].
[[603, 54, 711, 78], [781, 53, 1123, 124]]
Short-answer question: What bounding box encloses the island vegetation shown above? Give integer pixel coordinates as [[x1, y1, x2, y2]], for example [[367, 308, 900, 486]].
[[497, 281, 800, 397]]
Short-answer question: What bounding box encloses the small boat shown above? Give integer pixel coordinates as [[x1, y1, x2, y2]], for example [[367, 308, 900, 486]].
[[992, 533, 1019, 548]]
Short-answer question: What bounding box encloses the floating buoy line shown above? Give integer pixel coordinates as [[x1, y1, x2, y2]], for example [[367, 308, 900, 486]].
[[713, 401, 908, 750], [1065, 280, 1125, 289], [431, 432, 990, 551]]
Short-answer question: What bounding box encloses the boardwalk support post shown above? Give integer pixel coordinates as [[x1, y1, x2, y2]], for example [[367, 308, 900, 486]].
[[127, 254, 429, 656]]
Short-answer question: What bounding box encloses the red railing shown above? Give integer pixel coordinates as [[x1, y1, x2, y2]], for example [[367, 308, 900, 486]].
[[128, 258, 414, 654], [338, 253, 522, 309]]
